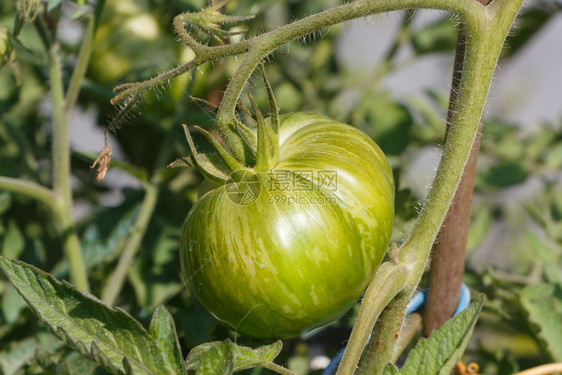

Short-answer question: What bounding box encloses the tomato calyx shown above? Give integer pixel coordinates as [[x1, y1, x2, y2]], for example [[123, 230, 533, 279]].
[[170, 63, 281, 182]]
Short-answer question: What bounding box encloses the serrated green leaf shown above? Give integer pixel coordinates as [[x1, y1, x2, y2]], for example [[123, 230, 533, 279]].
[[90, 341, 121, 374], [232, 340, 282, 371], [0, 256, 182, 375], [520, 284, 562, 360], [186, 340, 282, 373], [186, 342, 223, 371], [196, 341, 235, 375], [149, 306, 186, 375], [397, 298, 483, 375]]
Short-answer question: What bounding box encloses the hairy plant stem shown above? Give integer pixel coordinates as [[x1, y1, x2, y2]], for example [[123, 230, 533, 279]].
[[115, 0, 482, 163], [1, 9, 104, 293], [337, 263, 408, 374], [423, 0, 490, 338], [0, 177, 56, 211], [49, 42, 91, 293], [350, 1, 524, 373], [215, 0, 482, 133], [356, 291, 412, 375]]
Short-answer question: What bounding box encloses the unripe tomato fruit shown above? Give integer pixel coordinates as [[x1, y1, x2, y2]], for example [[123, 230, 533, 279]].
[[180, 112, 394, 339]]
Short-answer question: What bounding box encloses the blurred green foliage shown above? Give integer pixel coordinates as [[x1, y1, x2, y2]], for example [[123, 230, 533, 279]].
[[0, 0, 561, 374]]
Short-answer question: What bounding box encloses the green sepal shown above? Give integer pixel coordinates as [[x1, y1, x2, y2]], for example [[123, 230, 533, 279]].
[[167, 157, 193, 169], [237, 101, 256, 121], [192, 125, 248, 174], [260, 62, 280, 135], [233, 119, 257, 151], [190, 96, 218, 114], [181, 125, 232, 184], [249, 94, 278, 172]]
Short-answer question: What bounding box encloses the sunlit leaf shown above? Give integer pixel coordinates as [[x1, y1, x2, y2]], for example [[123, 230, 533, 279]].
[[384, 298, 482, 375], [0, 256, 185, 375]]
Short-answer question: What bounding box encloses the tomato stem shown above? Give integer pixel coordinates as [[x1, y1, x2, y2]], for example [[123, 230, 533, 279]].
[[350, 1, 525, 373], [214, 0, 482, 130], [422, 0, 489, 336]]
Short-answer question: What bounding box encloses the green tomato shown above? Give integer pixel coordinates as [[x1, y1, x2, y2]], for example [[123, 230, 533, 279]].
[[180, 112, 394, 339]]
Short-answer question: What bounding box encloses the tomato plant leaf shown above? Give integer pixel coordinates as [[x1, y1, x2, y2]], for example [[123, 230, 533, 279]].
[[148, 306, 187, 375], [520, 284, 562, 361], [0, 256, 183, 375], [232, 340, 283, 371], [195, 341, 235, 375], [186, 339, 283, 373], [389, 298, 482, 375], [186, 341, 223, 370]]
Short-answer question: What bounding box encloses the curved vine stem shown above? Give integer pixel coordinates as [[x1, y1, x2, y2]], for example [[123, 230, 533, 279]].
[[337, 263, 408, 374], [110, 0, 482, 160], [423, 0, 490, 337], [350, 1, 525, 373], [0, 177, 57, 211], [0, 3, 105, 292], [214, 0, 483, 129]]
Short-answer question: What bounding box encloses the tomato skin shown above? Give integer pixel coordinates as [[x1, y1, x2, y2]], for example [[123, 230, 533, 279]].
[[180, 113, 394, 339]]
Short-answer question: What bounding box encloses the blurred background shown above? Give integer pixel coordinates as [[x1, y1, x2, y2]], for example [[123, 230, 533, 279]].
[[1, 0, 561, 373]]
